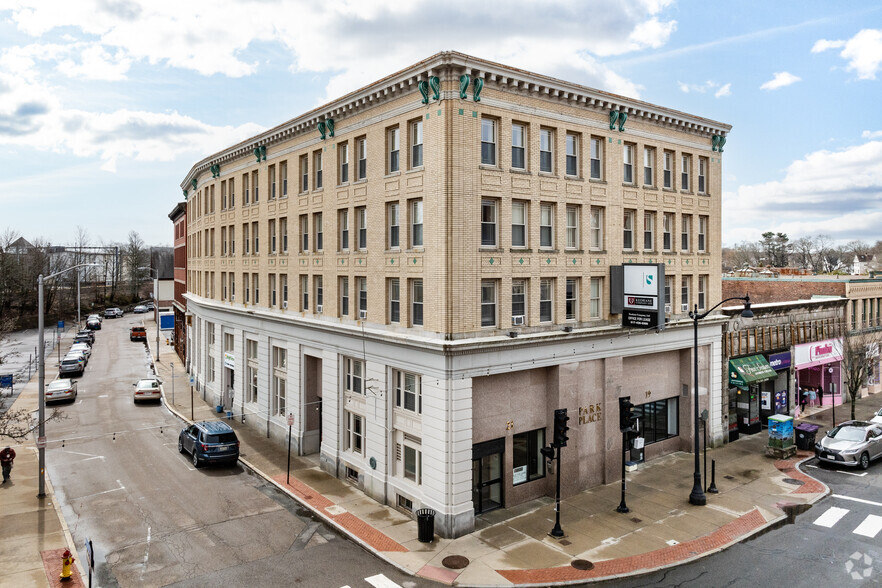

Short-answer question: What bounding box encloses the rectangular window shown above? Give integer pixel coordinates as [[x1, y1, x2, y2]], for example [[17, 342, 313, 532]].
[[565, 133, 579, 177], [410, 120, 423, 168], [644, 147, 655, 186], [698, 275, 707, 311], [540, 203, 554, 249], [269, 274, 276, 306], [511, 123, 526, 170], [565, 278, 578, 321], [281, 217, 288, 253], [481, 199, 497, 247], [221, 181, 227, 210], [315, 275, 323, 311], [623, 210, 635, 250], [229, 178, 235, 208], [272, 346, 286, 416], [481, 280, 497, 327], [481, 118, 496, 166], [681, 214, 691, 252], [356, 206, 367, 250], [393, 370, 421, 414], [401, 444, 421, 485], [269, 219, 277, 254], [345, 357, 363, 394], [512, 428, 546, 485], [664, 276, 672, 311], [643, 211, 655, 251], [389, 278, 400, 323], [243, 173, 250, 204], [663, 150, 673, 189], [590, 136, 602, 180], [345, 411, 364, 454], [512, 279, 526, 323], [698, 215, 707, 253], [590, 277, 602, 319], [231, 273, 236, 300], [632, 398, 679, 445], [252, 273, 259, 304], [540, 128, 553, 173], [410, 199, 423, 247], [357, 277, 367, 318], [590, 207, 603, 250], [681, 154, 690, 191], [663, 212, 674, 251], [540, 278, 553, 322], [222, 271, 228, 300], [388, 203, 400, 249], [252, 170, 259, 202], [411, 279, 424, 326], [388, 126, 400, 173], [281, 160, 288, 197], [221, 226, 227, 256], [623, 143, 634, 184], [357, 136, 367, 180], [269, 164, 276, 200], [681, 276, 690, 311], [339, 209, 349, 250], [698, 157, 707, 194], [511, 201, 527, 248], [566, 205, 579, 250], [340, 277, 349, 317], [339, 143, 349, 184], [314, 212, 323, 252], [300, 155, 309, 193], [252, 221, 259, 254], [245, 339, 258, 403], [301, 275, 308, 311], [281, 274, 287, 306], [314, 150, 323, 189]]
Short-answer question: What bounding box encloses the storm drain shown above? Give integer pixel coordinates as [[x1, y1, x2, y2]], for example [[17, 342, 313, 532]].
[[630, 517, 642, 523], [442, 555, 470, 570], [783, 478, 805, 486], [571, 559, 595, 571]]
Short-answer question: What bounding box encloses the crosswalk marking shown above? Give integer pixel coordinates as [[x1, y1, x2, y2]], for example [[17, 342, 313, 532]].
[[365, 574, 403, 588], [814, 506, 849, 528], [833, 494, 882, 508], [853, 514, 882, 538]]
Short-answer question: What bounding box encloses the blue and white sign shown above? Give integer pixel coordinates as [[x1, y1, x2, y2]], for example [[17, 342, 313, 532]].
[[159, 314, 174, 330], [768, 352, 791, 371], [0, 374, 12, 388], [57, 320, 64, 330]]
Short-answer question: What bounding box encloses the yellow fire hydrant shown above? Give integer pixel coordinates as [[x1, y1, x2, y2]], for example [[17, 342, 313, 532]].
[[60, 549, 75, 581]]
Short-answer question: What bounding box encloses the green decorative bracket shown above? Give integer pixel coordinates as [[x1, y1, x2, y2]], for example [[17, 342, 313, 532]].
[[459, 74, 470, 99], [183, 189, 188, 197], [191, 178, 198, 190], [210, 164, 220, 178], [318, 121, 326, 140], [618, 112, 628, 131], [418, 80, 429, 104], [326, 119, 335, 137], [253, 147, 260, 162], [718, 136, 726, 152], [472, 77, 483, 102], [429, 76, 441, 101], [253, 146, 265, 162], [711, 135, 720, 151], [609, 109, 619, 130]]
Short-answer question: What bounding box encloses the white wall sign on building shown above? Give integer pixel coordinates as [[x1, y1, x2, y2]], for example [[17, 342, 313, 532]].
[[622, 263, 665, 330], [794, 338, 843, 368], [223, 352, 235, 369]]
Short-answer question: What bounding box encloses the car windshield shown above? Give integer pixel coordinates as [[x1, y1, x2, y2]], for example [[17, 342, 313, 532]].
[[137, 380, 159, 389], [205, 433, 237, 444], [48, 381, 68, 390], [832, 427, 866, 442]]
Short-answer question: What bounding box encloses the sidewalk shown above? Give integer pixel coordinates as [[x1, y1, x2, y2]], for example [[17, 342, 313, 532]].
[[146, 321, 875, 586]]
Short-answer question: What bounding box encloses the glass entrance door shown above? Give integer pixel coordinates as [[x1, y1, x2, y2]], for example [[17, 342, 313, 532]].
[[472, 452, 503, 514]]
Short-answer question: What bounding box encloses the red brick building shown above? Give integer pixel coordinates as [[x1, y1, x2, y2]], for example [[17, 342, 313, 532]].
[[168, 202, 187, 363]]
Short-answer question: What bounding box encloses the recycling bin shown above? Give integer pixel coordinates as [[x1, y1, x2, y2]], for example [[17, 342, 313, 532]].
[[795, 423, 821, 450]]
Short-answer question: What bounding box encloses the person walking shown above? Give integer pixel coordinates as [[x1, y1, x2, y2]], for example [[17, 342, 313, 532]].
[[1, 446, 15, 483]]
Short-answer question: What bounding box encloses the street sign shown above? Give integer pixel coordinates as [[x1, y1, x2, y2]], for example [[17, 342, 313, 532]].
[[57, 320, 64, 330], [287, 413, 294, 427], [189, 376, 195, 386], [36, 436, 47, 449], [0, 374, 12, 388], [86, 538, 94, 570]]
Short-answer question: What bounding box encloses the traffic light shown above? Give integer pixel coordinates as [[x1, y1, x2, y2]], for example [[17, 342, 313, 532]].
[[553, 408, 570, 448], [619, 396, 637, 432], [540, 445, 555, 462]]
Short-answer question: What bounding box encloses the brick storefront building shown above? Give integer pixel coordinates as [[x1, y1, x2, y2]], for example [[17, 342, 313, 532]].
[[168, 202, 187, 364]]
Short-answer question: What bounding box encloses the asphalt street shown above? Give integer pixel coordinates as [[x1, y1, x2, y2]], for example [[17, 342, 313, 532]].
[[43, 316, 420, 588]]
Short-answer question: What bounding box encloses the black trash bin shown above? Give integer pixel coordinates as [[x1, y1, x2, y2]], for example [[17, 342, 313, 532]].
[[416, 508, 436, 543], [795, 423, 821, 450]]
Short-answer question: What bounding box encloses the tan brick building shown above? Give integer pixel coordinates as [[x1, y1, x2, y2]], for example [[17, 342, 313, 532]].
[[181, 52, 731, 537]]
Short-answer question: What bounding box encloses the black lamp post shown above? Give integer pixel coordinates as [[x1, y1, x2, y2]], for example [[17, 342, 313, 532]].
[[689, 295, 754, 506]]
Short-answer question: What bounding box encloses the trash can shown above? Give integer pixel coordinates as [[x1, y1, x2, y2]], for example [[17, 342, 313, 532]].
[[795, 423, 821, 450], [416, 508, 436, 543]]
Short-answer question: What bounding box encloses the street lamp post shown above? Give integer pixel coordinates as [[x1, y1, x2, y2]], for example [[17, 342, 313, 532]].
[[138, 267, 161, 363], [37, 263, 99, 498], [689, 295, 754, 506]]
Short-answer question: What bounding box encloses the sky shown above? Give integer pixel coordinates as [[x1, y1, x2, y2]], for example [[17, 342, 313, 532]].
[[1, 0, 881, 248]]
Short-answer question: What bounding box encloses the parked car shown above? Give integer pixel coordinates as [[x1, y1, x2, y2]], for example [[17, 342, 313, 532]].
[[871, 407, 882, 425], [87, 313, 102, 323], [178, 421, 240, 467], [74, 332, 94, 346], [64, 349, 87, 366], [133, 305, 148, 314], [59, 355, 85, 377], [86, 318, 101, 330], [145, 302, 155, 311], [815, 420, 882, 470], [70, 341, 91, 357], [76, 329, 95, 343], [45, 379, 78, 403], [133, 378, 162, 403], [130, 326, 147, 341], [104, 307, 123, 318]]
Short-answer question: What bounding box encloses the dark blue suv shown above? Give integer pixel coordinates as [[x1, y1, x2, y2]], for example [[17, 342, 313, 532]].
[[178, 421, 240, 467]]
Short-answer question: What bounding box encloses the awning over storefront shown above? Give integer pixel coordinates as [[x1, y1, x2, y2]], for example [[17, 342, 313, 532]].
[[729, 355, 777, 389]]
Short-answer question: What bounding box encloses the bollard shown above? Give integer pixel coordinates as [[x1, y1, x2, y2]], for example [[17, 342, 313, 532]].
[[60, 549, 76, 581], [707, 459, 719, 493]]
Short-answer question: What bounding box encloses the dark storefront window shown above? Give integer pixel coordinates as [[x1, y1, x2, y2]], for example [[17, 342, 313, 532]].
[[634, 398, 679, 444], [512, 429, 545, 485]]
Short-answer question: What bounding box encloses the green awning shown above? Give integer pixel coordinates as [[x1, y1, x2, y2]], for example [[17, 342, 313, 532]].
[[729, 355, 777, 389]]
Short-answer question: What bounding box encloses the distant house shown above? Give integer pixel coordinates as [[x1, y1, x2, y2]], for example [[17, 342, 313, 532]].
[[852, 254, 877, 275]]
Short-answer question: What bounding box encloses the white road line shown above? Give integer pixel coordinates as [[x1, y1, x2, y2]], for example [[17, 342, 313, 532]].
[[854, 514, 882, 538], [833, 494, 882, 508], [365, 575, 403, 588], [804, 464, 868, 477], [78, 479, 126, 499], [814, 506, 850, 528]]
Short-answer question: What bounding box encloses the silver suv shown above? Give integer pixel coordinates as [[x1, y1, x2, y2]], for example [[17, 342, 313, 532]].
[[815, 420, 882, 470], [59, 355, 85, 377]]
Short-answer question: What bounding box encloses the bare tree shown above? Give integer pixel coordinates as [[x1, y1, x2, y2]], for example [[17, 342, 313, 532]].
[[838, 325, 882, 421], [122, 231, 149, 298]]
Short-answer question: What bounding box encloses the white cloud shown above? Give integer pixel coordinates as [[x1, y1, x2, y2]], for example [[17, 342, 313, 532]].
[[811, 29, 882, 80], [760, 71, 801, 90], [863, 130, 882, 139], [723, 140, 882, 243], [677, 79, 730, 97], [714, 83, 731, 97]]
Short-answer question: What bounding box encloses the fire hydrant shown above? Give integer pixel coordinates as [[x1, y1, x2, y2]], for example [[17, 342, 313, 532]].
[[60, 549, 75, 581]]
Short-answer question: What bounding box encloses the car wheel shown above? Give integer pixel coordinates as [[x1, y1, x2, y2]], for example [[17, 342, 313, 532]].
[[860, 452, 870, 470], [192, 450, 201, 468], [177, 437, 185, 454]]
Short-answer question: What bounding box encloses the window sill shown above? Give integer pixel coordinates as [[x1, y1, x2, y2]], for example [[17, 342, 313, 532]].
[[405, 247, 424, 253], [354, 178, 368, 185], [643, 186, 658, 191], [565, 249, 584, 254], [479, 164, 501, 171], [643, 250, 657, 254], [299, 192, 309, 197], [510, 168, 530, 175], [384, 171, 401, 178], [312, 188, 324, 193], [509, 248, 532, 253], [338, 183, 350, 188], [406, 167, 424, 174], [538, 172, 557, 178], [480, 247, 503, 252], [539, 248, 560, 254], [565, 175, 583, 182], [588, 178, 606, 184], [662, 187, 675, 193], [680, 190, 694, 196], [622, 182, 637, 188]]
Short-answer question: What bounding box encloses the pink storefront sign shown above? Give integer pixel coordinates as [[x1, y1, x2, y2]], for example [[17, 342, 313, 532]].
[[794, 338, 842, 368]]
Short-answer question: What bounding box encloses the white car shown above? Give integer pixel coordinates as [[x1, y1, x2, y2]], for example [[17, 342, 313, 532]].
[[133, 378, 163, 403], [46, 379, 78, 402], [70, 342, 91, 360], [871, 408, 882, 425], [87, 313, 102, 323], [133, 305, 148, 314]]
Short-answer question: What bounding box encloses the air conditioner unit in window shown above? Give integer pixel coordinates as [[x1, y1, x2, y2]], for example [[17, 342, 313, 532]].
[[359, 309, 367, 319], [512, 315, 525, 326], [664, 303, 671, 314], [282, 301, 287, 309], [681, 303, 689, 312], [317, 304, 323, 313]]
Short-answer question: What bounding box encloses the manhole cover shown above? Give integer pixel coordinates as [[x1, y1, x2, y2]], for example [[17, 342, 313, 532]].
[[783, 478, 805, 486], [442, 555, 470, 570], [631, 517, 642, 523], [571, 559, 595, 571]]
